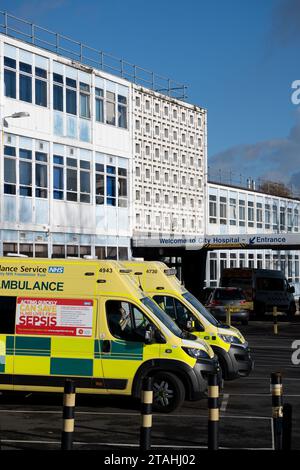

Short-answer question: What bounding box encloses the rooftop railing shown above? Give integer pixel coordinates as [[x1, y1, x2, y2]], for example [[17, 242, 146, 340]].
[[0, 10, 188, 100]]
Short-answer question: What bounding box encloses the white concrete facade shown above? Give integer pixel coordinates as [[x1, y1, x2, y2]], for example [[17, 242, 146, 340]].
[[0, 34, 132, 259], [132, 86, 207, 240]]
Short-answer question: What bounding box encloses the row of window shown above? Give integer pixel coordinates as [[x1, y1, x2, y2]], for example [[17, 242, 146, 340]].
[[136, 190, 199, 208], [4, 57, 128, 129], [135, 122, 202, 147], [135, 213, 200, 231], [4, 145, 128, 206], [135, 166, 202, 189], [135, 144, 203, 166], [2, 242, 128, 260], [207, 252, 300, 284], [135, 95, 203, 128], [209, 195, 299, 231]]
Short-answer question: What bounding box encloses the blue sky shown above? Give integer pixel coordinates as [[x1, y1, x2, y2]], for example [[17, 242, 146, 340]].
[[2, 0, 300, 189]]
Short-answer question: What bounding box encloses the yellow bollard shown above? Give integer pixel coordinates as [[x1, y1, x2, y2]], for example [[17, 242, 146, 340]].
[[273, 306, 278, 335]]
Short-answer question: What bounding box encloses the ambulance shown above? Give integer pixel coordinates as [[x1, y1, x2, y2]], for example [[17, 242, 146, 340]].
[[0, 257, 220, 412], [122, 261, 253, 380]]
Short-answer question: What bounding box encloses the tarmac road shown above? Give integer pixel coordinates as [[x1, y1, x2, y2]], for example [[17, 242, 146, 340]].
[[0, 320, 299, 451]]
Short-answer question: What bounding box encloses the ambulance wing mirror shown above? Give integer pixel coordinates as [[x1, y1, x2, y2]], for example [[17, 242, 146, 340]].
[[288, 285, 295, 294], [144, 325, 166, 344], [186, 318, 195, 331]]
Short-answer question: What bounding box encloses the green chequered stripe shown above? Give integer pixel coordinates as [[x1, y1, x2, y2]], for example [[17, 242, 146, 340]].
[[95, 340, 143, 361], [6, 336, 51, 357], [0, 356, 5, 373], [50, 358, 93, 376]]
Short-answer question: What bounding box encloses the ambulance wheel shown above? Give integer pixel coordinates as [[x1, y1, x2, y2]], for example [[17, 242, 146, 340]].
[[151, 372, 185, 413]]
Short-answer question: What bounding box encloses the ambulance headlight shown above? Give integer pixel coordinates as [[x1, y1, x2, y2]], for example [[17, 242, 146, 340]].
[[218, 334, 242, 345], [182, 347, 210, 359]]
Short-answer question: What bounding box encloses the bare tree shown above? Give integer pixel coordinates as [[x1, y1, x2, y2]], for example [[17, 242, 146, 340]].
[[258, 180, 292, 198]]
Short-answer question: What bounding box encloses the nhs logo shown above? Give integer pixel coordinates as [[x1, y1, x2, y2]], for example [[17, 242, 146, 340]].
[[48, 266, 64, 274]]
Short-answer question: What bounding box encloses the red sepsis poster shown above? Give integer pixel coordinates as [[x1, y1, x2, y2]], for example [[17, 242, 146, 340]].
[[16, 298, 93, 336]]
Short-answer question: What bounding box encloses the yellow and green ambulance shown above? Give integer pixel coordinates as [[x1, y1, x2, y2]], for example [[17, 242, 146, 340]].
[[0, 257, 220, 412], [122, 261, 254, 380]]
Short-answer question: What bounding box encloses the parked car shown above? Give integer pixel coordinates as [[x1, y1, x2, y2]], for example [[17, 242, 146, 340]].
[[205, 287, 250, 325], [198, 287, 215, 305]]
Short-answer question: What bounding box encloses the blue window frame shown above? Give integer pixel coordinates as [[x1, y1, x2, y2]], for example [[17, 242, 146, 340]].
[[4, 69, 16, 98], [107, 175, 116, 206], [53, 166, 64, 200], [19, 74, 32, 103], [35, 78, 47, 107], [53, 84, 63, 111]]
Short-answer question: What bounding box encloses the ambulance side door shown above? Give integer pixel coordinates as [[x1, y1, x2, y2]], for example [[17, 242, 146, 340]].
[[99, 297, 161, 395]]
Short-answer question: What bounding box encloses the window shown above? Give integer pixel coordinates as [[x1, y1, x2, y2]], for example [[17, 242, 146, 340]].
[[209, 195, 217, 223], [53, 73, 64, 111], [0, 297, 16, 334], [35, 67, 47, 107], [229, 198, 237, 225], [257, 203, 263, 228], [107, 300, 153, 342], [118, 247, 128, 260], [239, 200, 245, 226], [79, 82, 90, 118], [20, 243, 33, 257], [4, 56, 16, 98], [80, 160, 91, 203], [280, 206, 286, 231], [19, 62, 32, 103], [107, 165, 116, 206], [52, 245, 65, 258], [273, 205, 278, 230], [19, 148, 32, 196], [66, 157, 77, 201], [53, 154, 64, 200], [287, 208, 293, 231], [209, 256, 217, 284], [265, 204, 271, 229], [248, 201, 254, 227], [35, 152, 48, 198], [118, 168, 127, 207], [35, 244, 48, 258], [294, 209, 299, 232], [95, 163, 105, 205], [220, 197, 227, 224], [95, 87, 104, 122], [4, 145, 16, 195], [106, 91, 116, 125], [153, 295, 192, 330], [66, 77, 77, 115], [118, 94, 127, 129], [80, 245, 91, 258]]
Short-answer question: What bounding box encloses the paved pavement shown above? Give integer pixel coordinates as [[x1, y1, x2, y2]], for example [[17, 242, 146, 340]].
[[0, 320, 299, 450]]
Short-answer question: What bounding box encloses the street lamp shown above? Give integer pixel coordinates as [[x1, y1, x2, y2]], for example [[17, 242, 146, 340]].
[[3, 111, 30, 127]]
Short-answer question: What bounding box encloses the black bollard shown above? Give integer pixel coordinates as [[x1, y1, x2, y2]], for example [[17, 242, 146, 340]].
[[208, 373, 219, 450], [271, 372, 283, 450], [139, 376, 153, 451], [61, 379, 76, 450], [282, 403, 292, 450]]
